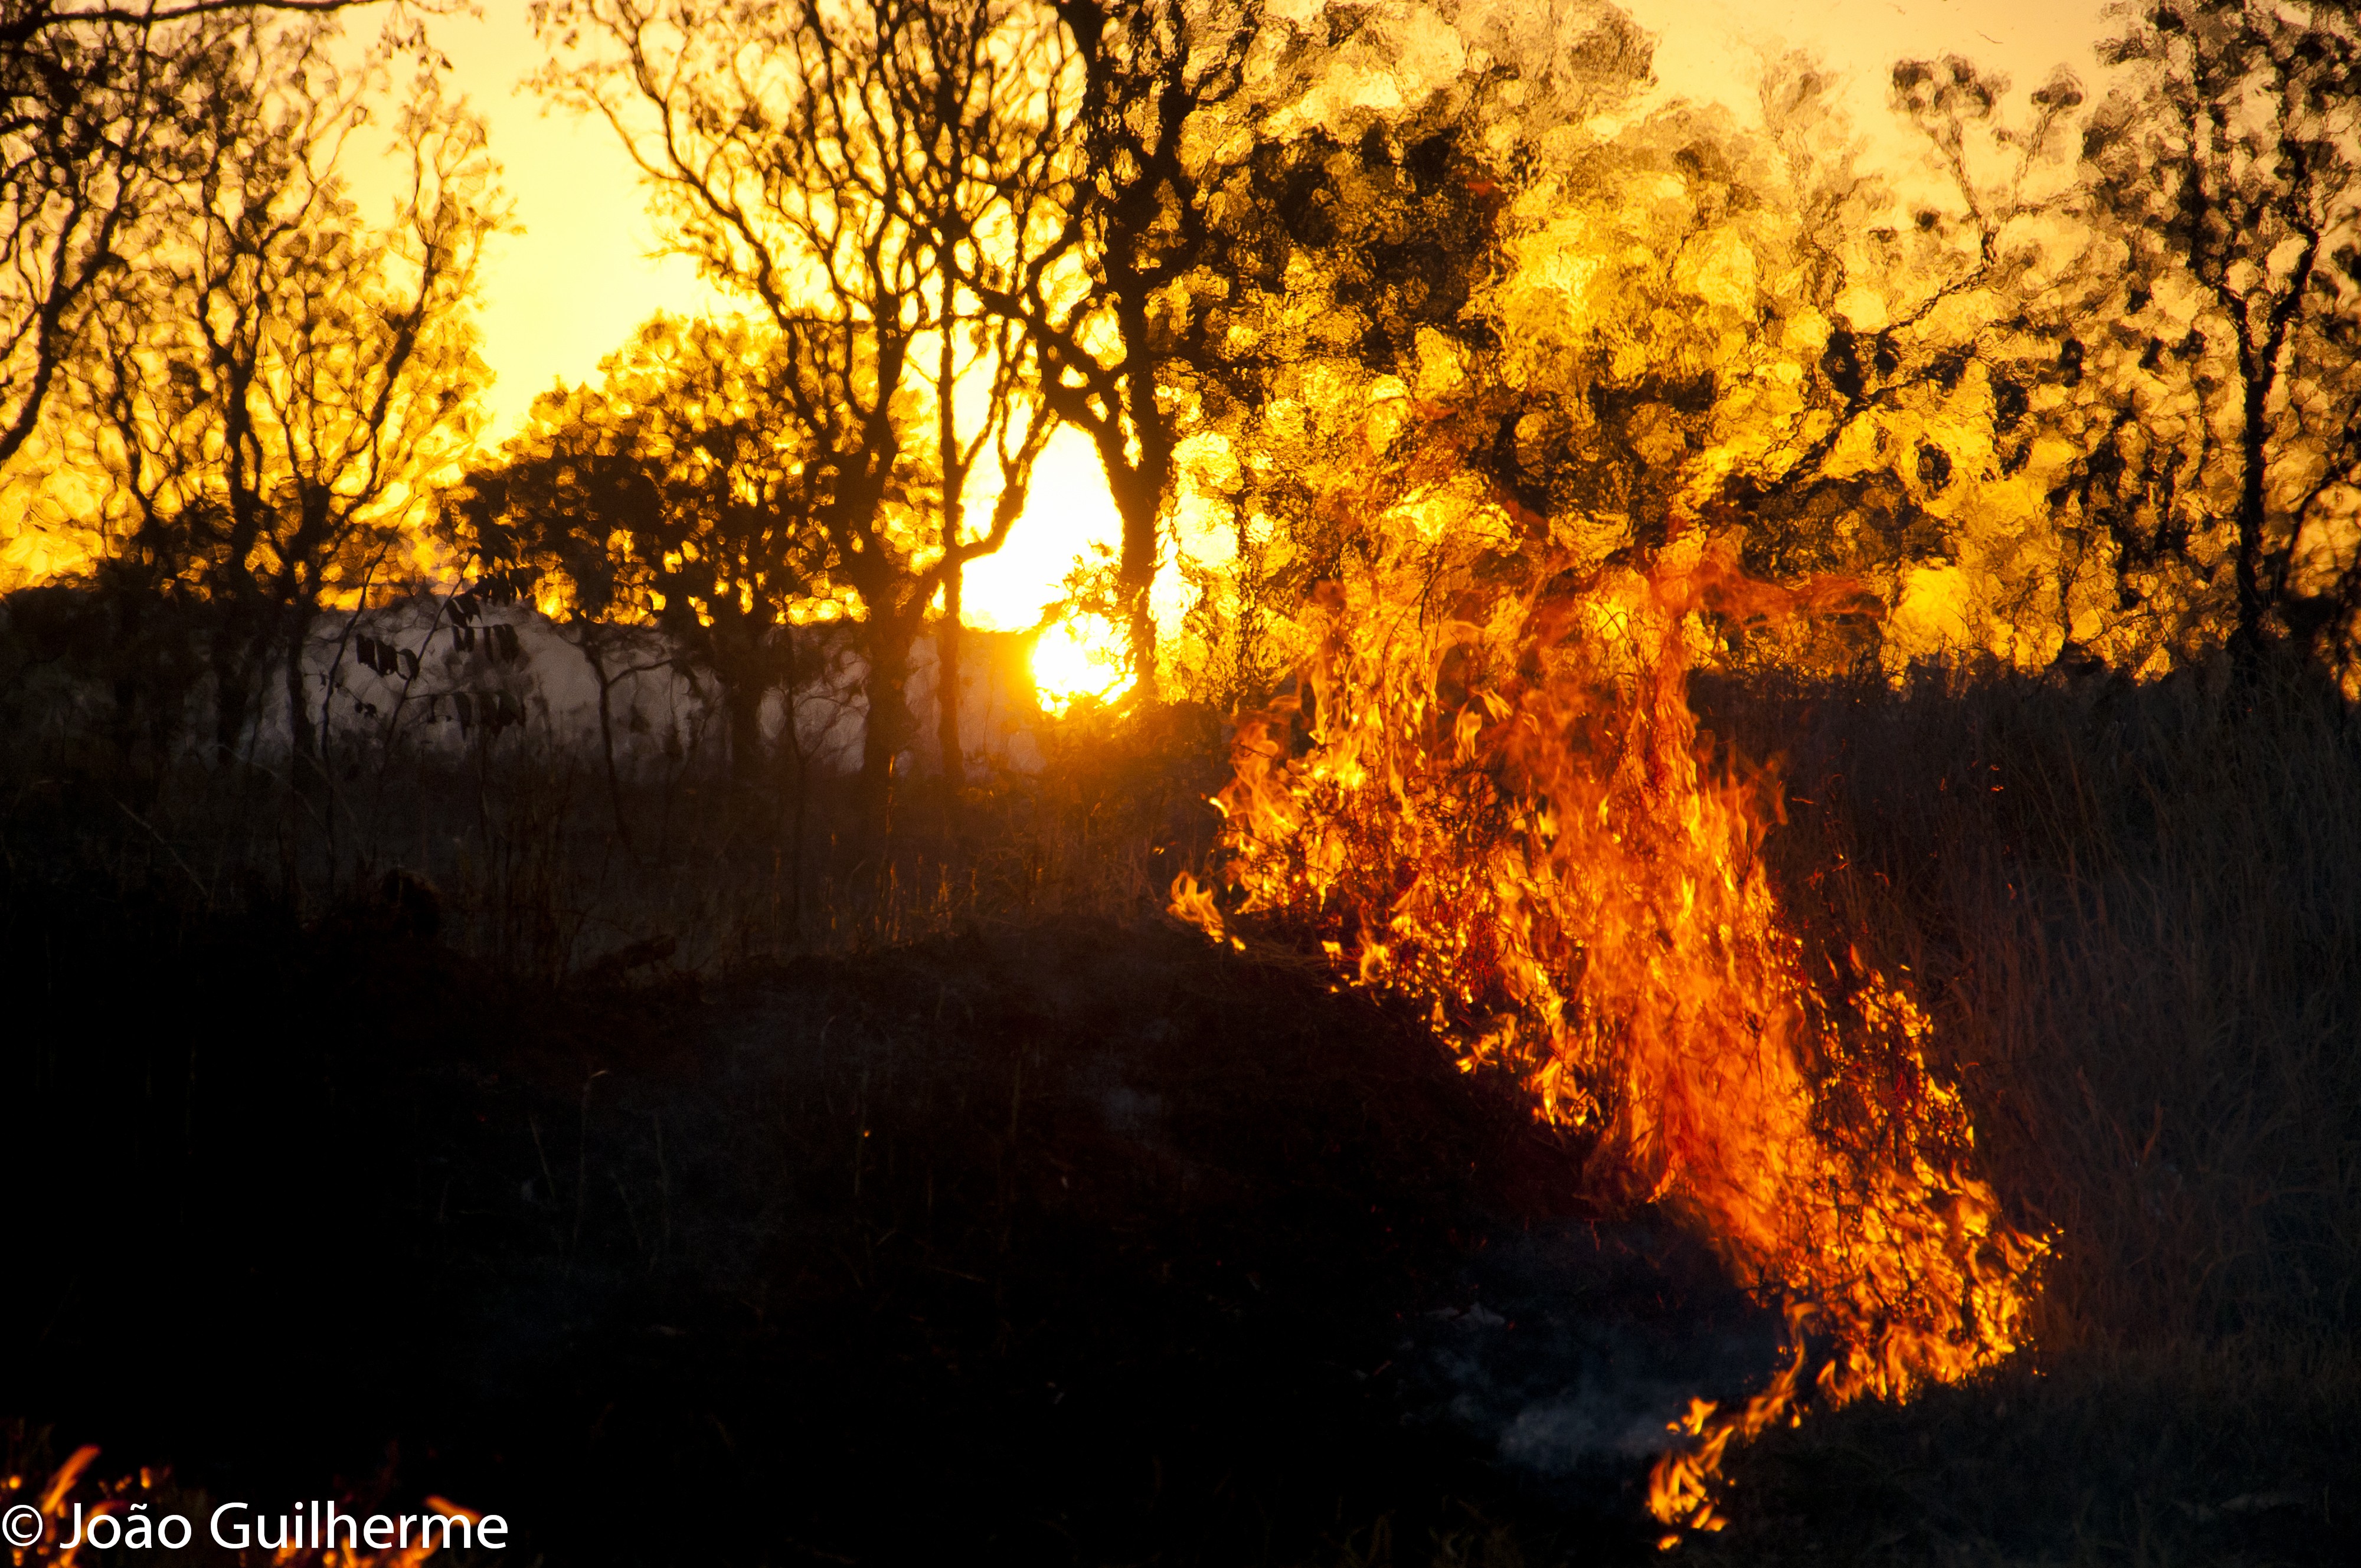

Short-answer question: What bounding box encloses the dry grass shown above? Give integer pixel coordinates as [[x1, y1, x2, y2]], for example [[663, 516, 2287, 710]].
[[0, 692, 1225, 981], [1718, 657, 2361, 1348], [1690, 655, 2361, 1564]]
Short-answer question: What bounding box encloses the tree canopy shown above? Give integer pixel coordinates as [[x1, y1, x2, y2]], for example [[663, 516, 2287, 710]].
[[14, 8, 499, 761], [14, 0, 2361, 793]]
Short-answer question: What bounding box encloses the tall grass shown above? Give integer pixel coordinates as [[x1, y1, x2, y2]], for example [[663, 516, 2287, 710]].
[[0, 686, 1224, 980], [1712, 657, 2360, 1351], [13, 617, 2351, 1347], [1687, 655, 2359, 1563]]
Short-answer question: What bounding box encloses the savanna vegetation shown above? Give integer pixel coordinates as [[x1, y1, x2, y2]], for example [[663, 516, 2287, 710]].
[[2, 1, 2356, 1564]]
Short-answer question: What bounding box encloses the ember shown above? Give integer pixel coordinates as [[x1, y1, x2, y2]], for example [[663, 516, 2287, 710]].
[[1173, 513, 2049, 1537]]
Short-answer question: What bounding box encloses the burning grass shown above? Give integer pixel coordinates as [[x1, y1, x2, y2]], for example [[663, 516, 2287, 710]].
[[1, 1436, 487, 1567], [1166, 521, 2357, 1556], [1676, 652, 2361, 1563], [1172, 526, 2053, 1539]]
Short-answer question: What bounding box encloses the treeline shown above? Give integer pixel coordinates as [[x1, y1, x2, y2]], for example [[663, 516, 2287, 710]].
[[6, 0, 2361, 816]]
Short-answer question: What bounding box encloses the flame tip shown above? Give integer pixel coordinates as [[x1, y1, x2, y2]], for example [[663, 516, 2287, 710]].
[[1201, 531, 2043, 1538]]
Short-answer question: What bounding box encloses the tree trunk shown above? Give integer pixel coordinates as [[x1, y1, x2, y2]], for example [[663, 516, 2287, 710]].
[[2233, 365, 2273, 662], [207, 590, 272, 762], [935, 293, 967, 805], [212, 643, 251, 761], [937, 571, 966, 796], [578, 626, 630, 846], [106, 584, 148, 797], [285, 601, 318, 762], [859, 622, 919, 836], [1110, 457, 1164, 703], [724, 672, 767, 788], [780, 627, 810, 934]]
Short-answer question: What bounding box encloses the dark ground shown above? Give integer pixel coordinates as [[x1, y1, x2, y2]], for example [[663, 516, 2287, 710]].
[[2, 872, 1767, 1567], [9, 671, 2356, 1568]]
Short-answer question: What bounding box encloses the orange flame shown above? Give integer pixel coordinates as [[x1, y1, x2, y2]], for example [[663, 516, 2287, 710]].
[[1172, 523, 2046, 1536], [4, 1448, 482, 1568]]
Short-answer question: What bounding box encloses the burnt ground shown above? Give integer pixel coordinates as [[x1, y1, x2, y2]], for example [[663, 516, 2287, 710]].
[[1, 880, 1800, 1567]]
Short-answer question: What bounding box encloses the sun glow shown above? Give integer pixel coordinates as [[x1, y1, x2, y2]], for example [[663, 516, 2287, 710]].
[[960, 427, 1123, 632], [1030, 614, 1129, 714]]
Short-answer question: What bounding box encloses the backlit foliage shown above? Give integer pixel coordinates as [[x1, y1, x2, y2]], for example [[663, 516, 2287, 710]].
[[24, 16, 499, 759], [1153, 13, 2106, 703], [449, 315, 833, 777], [1159, 4, 2361, 699], [2064, 0, 2361, 669]]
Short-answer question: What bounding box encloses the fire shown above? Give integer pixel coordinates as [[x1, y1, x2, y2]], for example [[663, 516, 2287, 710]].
[[3, 1446, 482, 1566], [1171, 517, 2047, 1537], [1030, 613, 1130, 715]]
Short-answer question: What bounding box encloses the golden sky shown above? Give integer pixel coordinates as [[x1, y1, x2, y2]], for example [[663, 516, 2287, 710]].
[[424, 1, 2113, 439], [1630, 0, 2110, 124], [0, 2, 2120, 607], [375, 0, 2119, 636]]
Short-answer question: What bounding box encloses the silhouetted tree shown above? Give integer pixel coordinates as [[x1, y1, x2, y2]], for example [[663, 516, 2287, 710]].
[[58, 18, 498, 760], [2075, 1, 2361, 669], [0, 1, 453, 470], [452, 315, 831, 795], [534, 0, 1059, 823], [966, 0, 1261, 689], [876, 0, 1061, 793]]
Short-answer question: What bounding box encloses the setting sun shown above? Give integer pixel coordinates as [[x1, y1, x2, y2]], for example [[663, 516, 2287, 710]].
[[1029, 613, 1129, 714], [960, 426, 1124, 634]]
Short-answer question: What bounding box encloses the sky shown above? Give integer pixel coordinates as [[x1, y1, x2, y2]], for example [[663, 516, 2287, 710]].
[[316, 1, 2121, 634], [418, 0, 2114, 421]]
